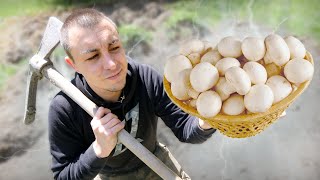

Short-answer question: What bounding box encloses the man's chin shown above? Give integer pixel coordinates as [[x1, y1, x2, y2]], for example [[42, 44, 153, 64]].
[[107, 81, 126, 92]]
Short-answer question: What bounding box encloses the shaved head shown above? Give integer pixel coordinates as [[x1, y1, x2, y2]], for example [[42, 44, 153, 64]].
[[60, 8, 117, 61]]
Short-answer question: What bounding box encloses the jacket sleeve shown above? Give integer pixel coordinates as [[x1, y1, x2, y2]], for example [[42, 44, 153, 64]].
[[48, 93, 107, 180], [142, 65, 216, 143]]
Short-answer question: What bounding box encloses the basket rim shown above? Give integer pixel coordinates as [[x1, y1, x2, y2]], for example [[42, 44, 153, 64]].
[[163, 51, 314, 123]]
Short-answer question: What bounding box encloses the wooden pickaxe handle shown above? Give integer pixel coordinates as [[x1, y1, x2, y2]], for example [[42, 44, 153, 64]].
[[42, 65, 182, 180]]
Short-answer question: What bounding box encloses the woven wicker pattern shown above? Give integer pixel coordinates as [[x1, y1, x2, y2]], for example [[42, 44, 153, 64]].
[[163, 52, 314, 138]]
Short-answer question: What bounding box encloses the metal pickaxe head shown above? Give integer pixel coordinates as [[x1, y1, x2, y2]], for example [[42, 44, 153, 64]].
[[24, 17, 63, 125]]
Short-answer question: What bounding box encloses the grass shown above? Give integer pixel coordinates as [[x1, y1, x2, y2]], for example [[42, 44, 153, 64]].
[[164, 2, 198, 28], [118, 25, 153, 49], [0, 60, 26, 90], [0, 0, 117, 18], [0, 0, 57, 18], [165, 0, 320, 42]]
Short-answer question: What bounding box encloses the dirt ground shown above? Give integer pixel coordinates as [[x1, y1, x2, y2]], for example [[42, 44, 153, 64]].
[[0, 2, 319, 180]]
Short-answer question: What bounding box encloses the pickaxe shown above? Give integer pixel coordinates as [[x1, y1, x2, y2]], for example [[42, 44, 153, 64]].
[[23, 17, 182, 180]]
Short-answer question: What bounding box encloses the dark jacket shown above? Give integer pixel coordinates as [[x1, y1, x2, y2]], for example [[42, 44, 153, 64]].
[[48, 58, 216, 180]]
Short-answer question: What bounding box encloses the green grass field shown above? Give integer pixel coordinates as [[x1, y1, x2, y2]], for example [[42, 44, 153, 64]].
[[165, 0, 320, 42], [0, 0, 54, 17], [0, 0, 319, 89], [1, 0, 319, 40]]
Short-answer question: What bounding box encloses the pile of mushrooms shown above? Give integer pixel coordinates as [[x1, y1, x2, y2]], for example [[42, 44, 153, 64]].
[[164, 34, 314, 118]]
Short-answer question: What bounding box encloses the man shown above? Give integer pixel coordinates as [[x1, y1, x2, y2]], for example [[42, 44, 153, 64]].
[[49, 8, 216, 180]]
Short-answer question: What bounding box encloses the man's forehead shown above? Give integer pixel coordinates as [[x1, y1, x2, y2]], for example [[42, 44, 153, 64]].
[[68, 21, 119, 50]]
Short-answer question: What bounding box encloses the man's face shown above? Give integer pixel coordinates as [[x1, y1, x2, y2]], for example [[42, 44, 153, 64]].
[[68, 19, 128, 93]]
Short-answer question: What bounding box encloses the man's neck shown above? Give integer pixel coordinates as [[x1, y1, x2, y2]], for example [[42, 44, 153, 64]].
[[91, 86, 123, 103], [101, 90, 122, 103]]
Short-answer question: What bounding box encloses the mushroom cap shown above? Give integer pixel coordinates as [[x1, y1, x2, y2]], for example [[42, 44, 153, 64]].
[[222, 94, 245, 115], [189, 99, 197, 108], [200, 50, 222, 65], [265, 63, 282, 78], [243, 61, 267, 85], [187, 87, 200, 99], [244, 84, 274, 113], [215, 77, 236, 101], [164, 55, 192, 83], [264, 34, 290, 66], [284, 36, 306, 59], [179, 39, 205, 56], [190, 62, 219, 92], [263, 53, 273, 64], [171, 69, 192, 100], [266, 75, 292, 104], [187, 52, 201, 65], [218, 36, 242, 58], [284, 58, 314, 84], [241, 37, 266, 61], [215, 57, 241, 76], [196, 91, 222, 118], [225, 66, 251, 95], [202, 40, 215, 56]]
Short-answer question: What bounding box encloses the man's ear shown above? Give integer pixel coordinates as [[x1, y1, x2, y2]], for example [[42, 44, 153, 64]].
[[65, 56, 78, 72]]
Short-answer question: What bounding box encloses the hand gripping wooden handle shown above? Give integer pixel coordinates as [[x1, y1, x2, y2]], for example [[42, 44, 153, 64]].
[[43, 65, 182, 180]]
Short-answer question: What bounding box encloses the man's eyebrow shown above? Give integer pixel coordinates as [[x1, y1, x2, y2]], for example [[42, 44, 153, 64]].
[[79, 39, 119, 54], [109, 39, 119, 45], [80, 49, 98, 55]]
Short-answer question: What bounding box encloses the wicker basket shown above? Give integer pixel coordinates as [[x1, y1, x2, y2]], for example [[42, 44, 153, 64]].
[[163, 52, 314, 138]]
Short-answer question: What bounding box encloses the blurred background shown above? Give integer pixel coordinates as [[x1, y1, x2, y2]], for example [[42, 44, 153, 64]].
[[0, 0, 319, 179]]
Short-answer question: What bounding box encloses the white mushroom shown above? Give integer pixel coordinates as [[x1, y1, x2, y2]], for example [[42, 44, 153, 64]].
[[284, 58, 314, 84], [244, 84, 274, 113], [218, 36, 242, 58], [189, 99, 197, 108], [196, 91, 222, 118], [265, 63, 281, 78], [222, 94, 245, 115], [243, 61, 267, 84], [215, 57, 241, 76], [190, 62, 219, 92], [187, 87, 200, 99], [200, 50, 222, 65], [284, 36, 306, 59], [266, 75, 292, 104], [171, 69, 192, 100], [202, 40, 215, 56], [291, 83, 299, 92], [215, 77, 236, 101], [264, 34, 290, 66], [179, 39, 205, 56], [263, 53, 273, 64], [225, 67, 251, 95], [187, 52, 201, 65], [164, 55, 192, 83], [241, 37, 266, 61]]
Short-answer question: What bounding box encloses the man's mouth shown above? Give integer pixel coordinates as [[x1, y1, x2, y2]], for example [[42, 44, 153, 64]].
[[106, 69, 122, 80]]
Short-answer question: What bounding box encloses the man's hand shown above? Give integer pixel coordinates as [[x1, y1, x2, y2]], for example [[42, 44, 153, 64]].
[[91, 107, 125, 158], [198, 118, 212, 130]]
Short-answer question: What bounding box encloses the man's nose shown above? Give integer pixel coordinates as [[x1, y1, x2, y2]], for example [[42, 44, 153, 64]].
[[101, 53, 116, 70]]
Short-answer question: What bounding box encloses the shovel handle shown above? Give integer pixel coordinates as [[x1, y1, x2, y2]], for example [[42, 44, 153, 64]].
[[42, 65, 182, 180]]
